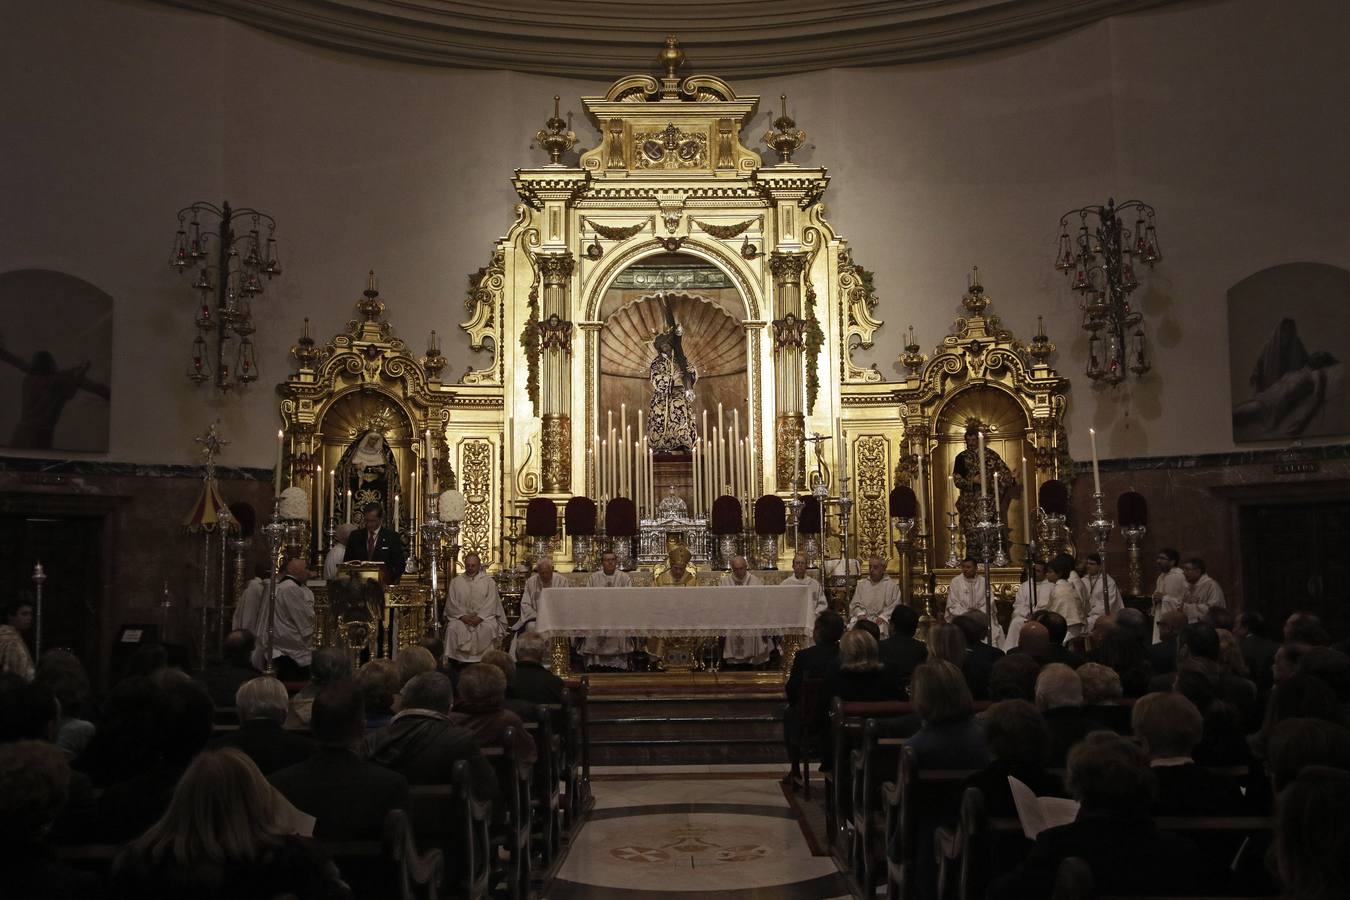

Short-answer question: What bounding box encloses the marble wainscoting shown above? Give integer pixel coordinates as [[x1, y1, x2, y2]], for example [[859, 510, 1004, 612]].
[[547, 775, 848, 900]]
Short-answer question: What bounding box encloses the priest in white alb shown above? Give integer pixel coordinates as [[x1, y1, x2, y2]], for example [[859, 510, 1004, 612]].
[[946, 557, 1004, 646], [849, 556, 900, 637], [511, 558, 568, 660], [1080, 552, 1124, 630], [443, 552, 505, 664], [1004, 560, 1048, 650], [580, 550, 636, 670], [721, 556, 770, 666], [1179, 557, 1225, 623], [780, 552, 828, 616], [1151, 548, 1188, 642]]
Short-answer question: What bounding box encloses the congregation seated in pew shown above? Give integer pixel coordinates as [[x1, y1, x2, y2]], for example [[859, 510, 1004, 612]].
[[209, 675, 314, 775]]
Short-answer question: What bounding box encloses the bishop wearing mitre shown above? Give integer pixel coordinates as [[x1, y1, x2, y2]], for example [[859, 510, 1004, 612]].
[[443, 552, 505, 664], [721, 556, 769, 666], [849, 555, 901, 637], [648, 544, 697, 666], [781, 552, 828, 616], [580, 549, 636, 671]]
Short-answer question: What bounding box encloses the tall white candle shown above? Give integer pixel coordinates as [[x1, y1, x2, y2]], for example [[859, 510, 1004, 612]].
[[346, 488, 352, 521], [393, 493, 400, 531], [592, 432, 600, 495], [993, 469, 1001, 521], [620, 403, 627, 448], [1022, 456, 1033, 550], [317, 467, 324, 530], [330, 468, 337, 517], [274, 430, 284, 493], [602, 438, 609, 498], [977, 430, 988, 498], [1089, 427, 1102, 494], [624, 425, 632, 498], [948, 476, 956, 514]]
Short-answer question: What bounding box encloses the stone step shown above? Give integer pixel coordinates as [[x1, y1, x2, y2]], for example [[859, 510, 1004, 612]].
[[591, 716, 780, 742], [588, 696, 784, 719], [591, 739, 788, 767]]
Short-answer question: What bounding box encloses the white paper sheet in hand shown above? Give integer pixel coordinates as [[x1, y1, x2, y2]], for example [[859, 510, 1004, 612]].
[[1008, 775, 1079, 840]]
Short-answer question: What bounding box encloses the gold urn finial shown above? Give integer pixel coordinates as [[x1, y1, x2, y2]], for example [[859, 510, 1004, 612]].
[[534, 95, 577, 166], [358, 269, 385, 322], [1028, 315, 1057, 364], [962, 266, 990, 315], [659, 34, 686, 80], [422, 329, 447, 381], [762, 94, 807, 165]]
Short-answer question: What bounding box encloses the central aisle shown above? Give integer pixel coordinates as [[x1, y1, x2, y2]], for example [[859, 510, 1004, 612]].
[[546, 768, 850, 899]]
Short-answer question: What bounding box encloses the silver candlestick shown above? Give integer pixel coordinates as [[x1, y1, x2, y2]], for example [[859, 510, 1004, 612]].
[[421, 490, 446, 633], [992, 507, 1009, 567], [975, 495, 1000, 626], [945, 511, 961, 568], [260, 496, 286, 677]]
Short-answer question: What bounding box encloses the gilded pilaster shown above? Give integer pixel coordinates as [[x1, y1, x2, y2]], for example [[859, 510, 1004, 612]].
[[538, 253, 574, 492], [771, 252, 809, 489]]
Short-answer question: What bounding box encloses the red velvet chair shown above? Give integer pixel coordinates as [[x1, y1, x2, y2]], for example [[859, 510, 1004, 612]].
[[754, 494, 786, 569], [565, 496, 598, 571], [604, 497, 637, 570], [525, 497, 557, 565], [710, 495, 742, 570]]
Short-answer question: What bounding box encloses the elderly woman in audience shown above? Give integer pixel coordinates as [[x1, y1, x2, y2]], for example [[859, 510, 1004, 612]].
[[989, 732, 1201, 899], [1077, 662, 1122, 706], [1275, 766, 1350, 900], [110, 747, 350, 899], [906, 659, 990, 768], [448, 663, 537, 766], [1132, 691, 1243, 815], [965, 699, 1063, 818], [1035, 663, 1094, 764], [286, 648, 353, 731], [354, 658, 401, 730], [35, 649, 95, 758], [210, 676, 314, 775], [0, 740, 102, 896], [396, 646, 438, 687]]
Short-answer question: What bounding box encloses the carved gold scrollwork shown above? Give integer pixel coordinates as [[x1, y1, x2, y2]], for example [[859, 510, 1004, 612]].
[[461, 439, 494, 563], [635, 123, 708, 170], [461, 248, 505, 385], [538, 253, 576, 284], [693, 218, 757, 240], [540, 414, 570, 493], [855, 435, 889, 561], [769, 252, 808, 281], [582, 218, 647, 242], [838, 248, 883, 383], [775, 414, 805, 491]]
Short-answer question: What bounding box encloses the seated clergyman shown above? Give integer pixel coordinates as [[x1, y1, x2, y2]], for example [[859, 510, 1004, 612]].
[[721, 556, 770, 666]]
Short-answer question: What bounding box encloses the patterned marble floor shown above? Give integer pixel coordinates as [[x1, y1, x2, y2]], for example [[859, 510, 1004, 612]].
[[546, 772, 850, 899]]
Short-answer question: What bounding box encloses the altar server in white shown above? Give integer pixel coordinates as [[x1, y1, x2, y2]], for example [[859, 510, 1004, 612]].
[[721, 556, 770, 665], [580, 550, 635, 670], [1180, 557, 1226, 623], [1151, 548, 1188, 642], [849, 556, 900, 637], [1081, 552, 1124, 630], [1004, 560, 1048, 650], [780, 552, 828, 615], [946, 557, 1004, 646], [512, 558, 568, 659], [443, 552, 505, 663], [322, 524, 356, 580]]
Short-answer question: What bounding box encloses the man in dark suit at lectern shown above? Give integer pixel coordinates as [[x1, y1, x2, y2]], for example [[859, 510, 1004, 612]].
[[356, 502, 406, 582]]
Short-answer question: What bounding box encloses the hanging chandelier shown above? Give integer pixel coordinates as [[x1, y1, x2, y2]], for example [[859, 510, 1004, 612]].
[[1053, 199, 1161, 385], [171, 201, 282, 390]]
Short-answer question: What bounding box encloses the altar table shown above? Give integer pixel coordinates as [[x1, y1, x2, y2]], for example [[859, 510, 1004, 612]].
[[535, 585, 814, 638]]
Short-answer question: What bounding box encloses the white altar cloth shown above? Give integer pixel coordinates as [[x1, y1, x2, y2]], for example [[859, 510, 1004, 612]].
[[534, 585, 814, 638]]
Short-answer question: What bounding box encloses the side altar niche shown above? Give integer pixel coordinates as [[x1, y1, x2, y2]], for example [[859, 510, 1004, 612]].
[[272, 38, 1077, 652]]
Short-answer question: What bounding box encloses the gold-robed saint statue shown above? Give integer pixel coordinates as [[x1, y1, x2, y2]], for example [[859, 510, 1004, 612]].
[[647, 294, 698, 453]]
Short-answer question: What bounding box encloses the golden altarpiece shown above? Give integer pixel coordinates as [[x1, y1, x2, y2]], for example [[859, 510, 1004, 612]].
[[273, 39, 1073, 658]]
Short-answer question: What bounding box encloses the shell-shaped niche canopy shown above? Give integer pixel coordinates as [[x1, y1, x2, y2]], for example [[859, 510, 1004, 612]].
[[601, 292, 746, 379]]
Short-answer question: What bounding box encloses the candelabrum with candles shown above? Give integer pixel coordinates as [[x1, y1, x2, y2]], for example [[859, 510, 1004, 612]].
[[992, 511, 1009, 567], [171, 201, 282, 391], [260, 497, 287, 676], [891, 516, 915, 560], [1037, 509, 1068, 560], [1088, 493, 1114, 569], [421, 491, 446, 628], [974, 495, 1000, 623], [1121, 523, 1147, 597], [1054, 198, 1161, 385]]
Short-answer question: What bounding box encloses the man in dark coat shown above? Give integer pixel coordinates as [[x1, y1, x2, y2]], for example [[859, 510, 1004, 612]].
[[209, 675, 314, 775], [509, 632, 565, 707], [877, 604, 928, 689], [270, 682, 408, 840], [365, 671, 496, 797], [354, 502, 406, 582]]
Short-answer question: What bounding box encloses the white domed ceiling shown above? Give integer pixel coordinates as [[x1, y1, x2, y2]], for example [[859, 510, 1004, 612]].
[[601, 294, 746, 380], [152, 1, 1185, 77]]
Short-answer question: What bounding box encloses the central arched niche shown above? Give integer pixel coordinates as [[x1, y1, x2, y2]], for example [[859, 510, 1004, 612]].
[[597, 253, 748, 458]]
